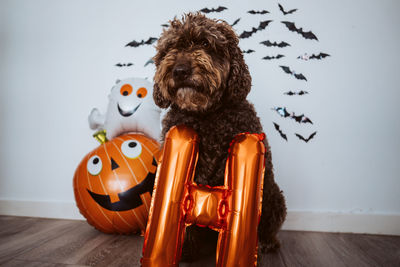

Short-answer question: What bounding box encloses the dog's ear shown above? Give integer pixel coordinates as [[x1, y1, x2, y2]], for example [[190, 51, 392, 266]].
[[226, 41, 252, 103], [153, 83, 171, 108]]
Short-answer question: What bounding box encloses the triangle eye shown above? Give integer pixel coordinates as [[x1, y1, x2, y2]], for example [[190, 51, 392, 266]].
[[87, 155, 103, 175], [121, 139, 142, 159]]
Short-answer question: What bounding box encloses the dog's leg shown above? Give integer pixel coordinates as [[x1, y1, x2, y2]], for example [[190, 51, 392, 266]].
[[180, 225, 218, 262], [258, 139, 287, 254]]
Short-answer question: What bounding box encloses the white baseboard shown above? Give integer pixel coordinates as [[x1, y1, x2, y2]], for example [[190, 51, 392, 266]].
[[0, 199, 399, 235], [0, 199, 84, 220], [282, 211, 400, 235]]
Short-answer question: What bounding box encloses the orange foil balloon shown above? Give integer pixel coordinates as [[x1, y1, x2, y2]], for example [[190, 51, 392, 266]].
[[141, 125, 265, 266], [73, 133, 160, 234]]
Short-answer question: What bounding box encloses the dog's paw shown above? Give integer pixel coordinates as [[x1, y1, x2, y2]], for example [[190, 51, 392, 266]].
[[259, 236, 281, 254]]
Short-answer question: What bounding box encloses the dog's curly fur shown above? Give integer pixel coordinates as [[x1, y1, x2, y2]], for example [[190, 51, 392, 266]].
[[153, 13, 286, 262]]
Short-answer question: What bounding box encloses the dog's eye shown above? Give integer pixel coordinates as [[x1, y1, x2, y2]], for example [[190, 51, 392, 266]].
[[202, 40, 209, 48], [136, 87, 147, 98]]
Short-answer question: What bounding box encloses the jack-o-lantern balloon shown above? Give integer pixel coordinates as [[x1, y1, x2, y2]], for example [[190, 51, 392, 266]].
[[73, 132, 160, 234]]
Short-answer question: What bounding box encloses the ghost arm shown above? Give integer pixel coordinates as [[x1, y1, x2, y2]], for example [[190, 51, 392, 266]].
[[88, 108, 106, 130]]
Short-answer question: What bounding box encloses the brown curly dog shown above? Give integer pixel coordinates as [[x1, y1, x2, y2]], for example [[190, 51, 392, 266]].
[[152, 13, 286, 262]]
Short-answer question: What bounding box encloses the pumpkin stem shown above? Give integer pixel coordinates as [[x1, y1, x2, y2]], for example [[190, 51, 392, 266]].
[[93, 130, 108, 144]]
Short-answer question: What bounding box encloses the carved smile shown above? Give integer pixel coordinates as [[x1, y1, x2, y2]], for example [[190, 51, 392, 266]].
[[87, 157, 157, 211], [118, 103, 141, 117]]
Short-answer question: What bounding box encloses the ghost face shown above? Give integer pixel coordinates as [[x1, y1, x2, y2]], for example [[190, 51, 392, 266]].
[[101, 78, 161, 141], [115, 83, 148, 117]]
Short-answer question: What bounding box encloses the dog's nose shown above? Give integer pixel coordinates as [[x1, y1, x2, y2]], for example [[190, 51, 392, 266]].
[[173, 64, 191, 79]]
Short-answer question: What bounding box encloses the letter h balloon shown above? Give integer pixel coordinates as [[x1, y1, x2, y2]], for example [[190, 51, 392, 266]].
[[142, 125, 266, 266]]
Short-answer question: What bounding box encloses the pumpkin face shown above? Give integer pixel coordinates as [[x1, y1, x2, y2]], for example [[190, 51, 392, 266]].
[[73, 133, 160, 234]]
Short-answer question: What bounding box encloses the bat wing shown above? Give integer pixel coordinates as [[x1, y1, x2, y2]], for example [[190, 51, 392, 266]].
[[239, 28, 256, 38], [273, 122, 288, 141], [281, 21, 297, 32], [280, 65, 292, 74], [278, 4, 284, 14], [302, 117, 313, 124], [294, 73, 307, 81], [231, 18, 241, 27], [243, 49, 255, 54], [259, 20, 273, 30], [260, 40, 272, 46], [287, 8, 298, 14], [276, 54, 284, 59], [308, 132, 317, 141], [125, 40, 143, 47], [161, 24, 169, 27], [216, 6, 227, 12], [115, 63, 123, 67], [200, 7, 212, 13], [298, 91, 308, 95], [279, 41, 290, 47], [295, 133, 307, 142], [293, 115, 303, 123], [126, 63, 133, 66], [319, 53, 330, 59], [301, 30, 318, 41], [144, 58, 154, 67], [144, 37, 158, 45], [273, 122, 280, 131]]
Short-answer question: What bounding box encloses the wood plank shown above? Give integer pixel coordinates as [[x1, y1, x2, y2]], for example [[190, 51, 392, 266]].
[[75, 234, 144, 267], [0, 217, 78, 265], [3, 259, 88, 267], [277, 231, 351, 267], [1, 216, 400, 267], [0, 216, 41, 235], [344, 233, 400, 266], [320, 232, 376, 266], [15, 220, 115, 265]]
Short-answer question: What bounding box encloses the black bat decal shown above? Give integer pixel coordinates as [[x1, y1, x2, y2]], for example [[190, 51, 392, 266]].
[[239, 20, 273, 39], [115, 63, 133, 67], [260, 40, 290, 48], [280, 66, 307, 81], [200, 6, 227, 13], [144, 58, 154, 67], [281, 21, 318, 41], [161, 24, 169, 28], [273, 122, 288, 141], [272, 107, 313, 124], [125, 37, 158, 47], [298, 53, 330, 60], [295, 132, 317, 143], [231, 18, 241, 27], [248, 10, 269, 14], [284, 90, 309, 96], [263, 54, 285, 60], [272, 107, 290, 118], [278, 3, 297, 15], [243, 49, 255, 54]]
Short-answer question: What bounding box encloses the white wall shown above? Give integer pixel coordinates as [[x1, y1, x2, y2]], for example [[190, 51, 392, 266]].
[[0, 0, 399, 234]]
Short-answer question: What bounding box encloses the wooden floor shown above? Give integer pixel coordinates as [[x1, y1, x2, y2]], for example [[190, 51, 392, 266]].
[[0, 216, 399, 267]]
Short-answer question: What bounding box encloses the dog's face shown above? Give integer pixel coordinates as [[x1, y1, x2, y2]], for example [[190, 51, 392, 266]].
[[153, 13, 251, 112]]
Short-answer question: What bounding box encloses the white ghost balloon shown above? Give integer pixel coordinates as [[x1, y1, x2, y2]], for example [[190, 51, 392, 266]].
[[88, 78, 161, 142]]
